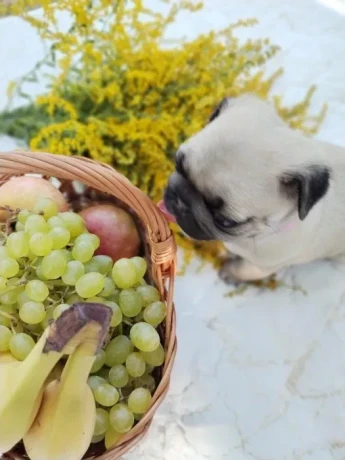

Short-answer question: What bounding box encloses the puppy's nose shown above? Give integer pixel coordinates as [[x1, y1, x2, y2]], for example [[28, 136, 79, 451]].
[[164, 173, 189, 215]]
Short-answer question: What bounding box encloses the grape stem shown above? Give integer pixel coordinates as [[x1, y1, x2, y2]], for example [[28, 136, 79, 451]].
[[0, 310, 16, 320], [122, 319, 133, 327]]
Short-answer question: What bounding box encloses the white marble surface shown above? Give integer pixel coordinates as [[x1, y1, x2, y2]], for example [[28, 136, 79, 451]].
[[1, 1, 345, 459]]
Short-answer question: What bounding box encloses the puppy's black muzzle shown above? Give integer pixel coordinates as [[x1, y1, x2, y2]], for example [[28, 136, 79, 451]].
[[164, 172, 214, 241]]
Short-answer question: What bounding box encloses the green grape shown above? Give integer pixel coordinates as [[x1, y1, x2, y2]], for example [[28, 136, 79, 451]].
[[101, 277, 116, 297], [25, 323, 42, 334], [131, 257, 147, 281], [47, 215, 67, 228], [128, 388, 152, 414], [119, 289, 142, 318], [84, 256, 112, 275], [0, 277, 7, 292], [141, 344, 165, 367], [112, 259, 137, 289], [61, 260, 85, 286], [65, 294, 83, 305], [59, 212, 85, 237], [0, 305, 15, 322], [72, 241, 94, 263], [107, 291, 120, 304], [105, 426, 122, 449], [120, 381, 135, 398], [0, 325, 12, 351], [136, 285, 160, 307], [130, 322, 160, 352], [134, 374, 156, 393], [93, 255, 113, 275], [0, 258, 19, 278], [85, 296, 106, 304], [17, 209, 32, 224], [49, 227, 71, 249], [33, 197, 58, 219], [35, 264, 48, 281], [83, 259, 100, 273], [6, 231, 29, 259], [60, 249, 73, 262], [88, 375, 107, 391], [15, 221, 25, 232], [91, 434, 105, 444], [26, 249, 37, 260], [105, 335, 134, 366], [143, 301, 167, 327], [17, 291, 31, 307], [25, 214, 49, 235], [25, 280, 49, 302], [29, 232, 53, 256], [0, 288, 20, 305], [91, 349, 106, 373], [40, 306, 54, 330], [0, 313, 11, 327], [125, 352, 146, 378], [109, 365, 129, 388], [93, 383, 119, 407], [135, 278, 147, 287], [0, 247, 9, 259], [41, 250, 67, 279], [20, 301, 46, 324], [52, 303, 70, 320], [104, 301, 122, 327], [97, 367, 110, 381], [94, 408, 110, 436], [109, 404, 134, 434], [75, 233, 100, 250], [9, 332, 35, 360], [75, 272, 105, 298]]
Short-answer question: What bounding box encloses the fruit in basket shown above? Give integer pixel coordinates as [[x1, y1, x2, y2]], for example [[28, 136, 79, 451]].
[[79, 204, 140, 262], [128, 388, 152, 414], [0, 177, 68, 221], [23, 319, 110, 460], [109, 403, 134, 434], [0, 304, 104, 453], [0, 193, 168, 457]]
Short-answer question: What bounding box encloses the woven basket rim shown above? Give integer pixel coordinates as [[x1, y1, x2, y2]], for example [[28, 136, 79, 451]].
[[0, 151, 177, 460]]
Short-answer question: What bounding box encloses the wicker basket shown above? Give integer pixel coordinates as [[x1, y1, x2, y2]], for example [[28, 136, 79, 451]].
[[0, 151, 177, 460]]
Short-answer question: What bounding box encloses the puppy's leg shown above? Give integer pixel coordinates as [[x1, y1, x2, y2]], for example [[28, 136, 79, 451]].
[[219, 257, 275, 284]]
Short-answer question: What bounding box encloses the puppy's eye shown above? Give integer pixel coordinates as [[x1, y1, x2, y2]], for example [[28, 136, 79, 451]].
[[214, 213, 235, 229]]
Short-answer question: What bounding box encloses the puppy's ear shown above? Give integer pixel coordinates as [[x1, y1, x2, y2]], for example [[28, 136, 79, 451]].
[[280, 166, 331, 220], [208, 98, 228, 123]]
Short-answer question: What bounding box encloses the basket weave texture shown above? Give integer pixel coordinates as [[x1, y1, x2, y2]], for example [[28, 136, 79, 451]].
[[0, 151, 177, 460]]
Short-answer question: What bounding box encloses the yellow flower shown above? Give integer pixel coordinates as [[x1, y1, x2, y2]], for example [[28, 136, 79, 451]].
[[3, 0, 326, 269]]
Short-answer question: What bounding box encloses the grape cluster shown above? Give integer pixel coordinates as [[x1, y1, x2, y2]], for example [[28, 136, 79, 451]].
[[0, 198, 167, 449]]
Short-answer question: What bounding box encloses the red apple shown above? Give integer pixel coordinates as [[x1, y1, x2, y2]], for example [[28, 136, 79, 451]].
[[79, 204, 140, 261]]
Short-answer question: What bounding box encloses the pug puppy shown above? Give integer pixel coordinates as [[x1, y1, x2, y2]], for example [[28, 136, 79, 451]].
[[160, 94, 345, 283]]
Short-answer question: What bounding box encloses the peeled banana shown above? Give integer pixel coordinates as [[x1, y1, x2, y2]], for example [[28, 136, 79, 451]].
[[24, 303, 111, 460], [24, 344, 97, 460], [0, 302, 111, 455]]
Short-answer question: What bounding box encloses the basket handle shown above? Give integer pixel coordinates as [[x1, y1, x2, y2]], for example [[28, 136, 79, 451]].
[[0, 151, 176, 270]]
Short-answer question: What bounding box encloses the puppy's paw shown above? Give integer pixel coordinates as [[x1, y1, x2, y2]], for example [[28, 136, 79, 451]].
[[218, 260, 243, 286]]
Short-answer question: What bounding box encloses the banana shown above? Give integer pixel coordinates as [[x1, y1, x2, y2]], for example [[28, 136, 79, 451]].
[[24, 303, 112, 460], [24, 345, 97, 460], [0, 302, 111, 455]]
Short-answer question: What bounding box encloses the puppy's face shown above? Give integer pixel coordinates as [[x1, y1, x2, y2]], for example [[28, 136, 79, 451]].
[[164, 95, 330, 241]]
